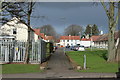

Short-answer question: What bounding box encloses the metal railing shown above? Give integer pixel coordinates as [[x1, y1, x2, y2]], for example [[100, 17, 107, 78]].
[[0, 39, 46, 64]]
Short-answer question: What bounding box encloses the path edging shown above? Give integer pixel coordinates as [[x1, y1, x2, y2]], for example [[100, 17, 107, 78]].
[[65, 52, 82, 70], [40, 53, 52, 70]]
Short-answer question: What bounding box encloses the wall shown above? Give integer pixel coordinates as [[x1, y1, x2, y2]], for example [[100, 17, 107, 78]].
[[80, 41, 91, 47]]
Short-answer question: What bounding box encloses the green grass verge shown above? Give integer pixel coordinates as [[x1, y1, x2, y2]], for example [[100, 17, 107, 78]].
[[66, 50, 118, 73], [2, 64, 43, 74]]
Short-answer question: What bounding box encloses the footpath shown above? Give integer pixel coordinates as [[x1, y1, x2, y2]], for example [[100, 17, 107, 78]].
[[2, 48, 117, 79]]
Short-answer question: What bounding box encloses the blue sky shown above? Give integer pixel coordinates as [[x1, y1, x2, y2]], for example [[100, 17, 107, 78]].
[[31, 2, 109, 35]]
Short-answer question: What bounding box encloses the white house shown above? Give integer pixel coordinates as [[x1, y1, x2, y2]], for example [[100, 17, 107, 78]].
[[0, 17, 38, 42], [33, 29, 54, 42], [59, 35, 81, 47], [91, 31, 119, 49], [80, 38, 91, 47]]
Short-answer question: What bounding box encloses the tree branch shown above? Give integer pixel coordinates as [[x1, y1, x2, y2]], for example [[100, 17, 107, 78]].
[[114, 2, 120, 27], [101, 0, 110, 19]]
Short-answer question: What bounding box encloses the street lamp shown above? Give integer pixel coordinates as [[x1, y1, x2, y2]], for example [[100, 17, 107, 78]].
[[79, 32, 81, 45], [60, 17, 66, 53], [90, 24, 93, 51]]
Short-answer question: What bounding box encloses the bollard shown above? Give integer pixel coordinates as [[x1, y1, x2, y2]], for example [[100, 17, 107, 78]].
[[84, 54, 86, 69]]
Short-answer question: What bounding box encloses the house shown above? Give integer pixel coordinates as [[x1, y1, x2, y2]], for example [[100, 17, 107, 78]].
[[44, 35, 54, 42], [90, 35, 101, 48], [0, 17, 37, 42], [91, 31, 119, 49], [59, 35, 81, 47], [80, 38, 91, 47], [33, 29, 54, 42]]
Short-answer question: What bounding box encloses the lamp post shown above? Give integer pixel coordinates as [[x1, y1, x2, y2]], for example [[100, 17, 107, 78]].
[[79, 32, 81, 45], [60, 17, 66, 53], [90, 24, 93, 51]]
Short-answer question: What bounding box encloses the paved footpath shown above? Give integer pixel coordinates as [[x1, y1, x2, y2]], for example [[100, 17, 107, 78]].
[[2, 48, 117, 78]]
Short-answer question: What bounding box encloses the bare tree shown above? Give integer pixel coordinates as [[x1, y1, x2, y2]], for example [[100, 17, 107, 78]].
[[40, 24, 57, 36], [22, 2, 36, 64], [101, 1, 119, 62], [64, 24, 83, 36], [1, 2, 36, 64]]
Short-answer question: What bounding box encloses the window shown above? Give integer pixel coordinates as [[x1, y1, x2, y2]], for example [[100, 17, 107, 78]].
[[67, 40, 69, 42], [71, 43, 73, 46], [13, 28, 17, 34]]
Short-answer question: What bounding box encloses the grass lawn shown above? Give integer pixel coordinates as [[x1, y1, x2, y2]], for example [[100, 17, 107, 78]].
[[2, 64, 43, 74], [66, 49, 118, 73]]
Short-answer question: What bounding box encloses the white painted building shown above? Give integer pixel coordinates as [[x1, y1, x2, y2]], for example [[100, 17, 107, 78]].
[[79, 38, 91, 47], [0, 17, 38, 42], [59, 36, 81, 47], [92, 31, 119, 49]]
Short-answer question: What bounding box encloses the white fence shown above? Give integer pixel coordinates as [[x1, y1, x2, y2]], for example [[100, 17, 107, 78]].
[[0, 40, 46, 64]]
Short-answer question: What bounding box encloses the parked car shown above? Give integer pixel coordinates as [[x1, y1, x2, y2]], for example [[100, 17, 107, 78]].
[[77, 45, 85, 51], [73, 46, 79, 51], [72, 45, 85, 51], [70, 46, 74, 50], [66, 45, 70, 48]]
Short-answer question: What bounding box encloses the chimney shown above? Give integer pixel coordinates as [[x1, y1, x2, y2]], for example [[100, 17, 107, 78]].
[[45, 35, 47, 37], [100, 30, 103, 35]]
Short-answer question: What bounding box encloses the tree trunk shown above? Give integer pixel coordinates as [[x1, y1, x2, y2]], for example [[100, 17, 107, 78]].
[[107, 2, 116, 62], [115, 2, 120, 61], [24, 3, 31, 64], [107, 28, 116, 62], [24, 14, 31, 64]]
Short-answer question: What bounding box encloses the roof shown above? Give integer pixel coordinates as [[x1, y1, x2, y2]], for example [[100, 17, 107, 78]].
[[33, 29, 40, 35], [33, 29, 54, 40], [1, 17, 35, 32], [45, 36, 54, 40], [93, 31, 119, 42], [33, 29, 45, 39], [96, 34, 108, 41], [91, 35, 101, 41], [60, 36, 80, 40], [81, 38, 91, 41]]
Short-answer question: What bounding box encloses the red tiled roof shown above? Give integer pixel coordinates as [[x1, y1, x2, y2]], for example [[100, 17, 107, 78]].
[[60, 36, 80, 40], [40, 33, 45, 39], [33, 29, 54, 40], [33, 29, 40, 35], [45, 36, 54, 40], [96, 34, 108, 41], [33, 29, 46, 39], [81, 38, 91, 41], [93, 31, 119, 41], [91, 35, 101, 41]]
